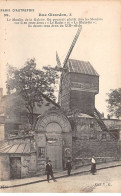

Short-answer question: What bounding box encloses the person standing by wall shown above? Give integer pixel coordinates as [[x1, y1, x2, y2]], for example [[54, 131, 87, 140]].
[[91, 156, 96, 175], [45, 160, 57, 182], [66, 159, 72, 176]]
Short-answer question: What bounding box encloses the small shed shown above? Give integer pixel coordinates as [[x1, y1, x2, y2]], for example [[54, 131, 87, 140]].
[[0, 135, 36, 181]]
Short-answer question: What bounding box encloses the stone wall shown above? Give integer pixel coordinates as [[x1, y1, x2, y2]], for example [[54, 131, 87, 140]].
[[72, 140, 119, 159], [73, 156, 117, 169], [35, 133, 46, 174], [72, 117, 120, 165], [21, 153, 36, 178], [62, 132, 72, 168], [21, 155, 31, 178], [0, 155, 10, 181]]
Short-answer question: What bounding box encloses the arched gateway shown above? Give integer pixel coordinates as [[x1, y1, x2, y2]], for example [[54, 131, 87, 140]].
[[34, 109, 72, 173]]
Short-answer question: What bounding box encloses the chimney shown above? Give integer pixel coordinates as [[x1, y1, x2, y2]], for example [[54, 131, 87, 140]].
[[0, 88, 3, 101]]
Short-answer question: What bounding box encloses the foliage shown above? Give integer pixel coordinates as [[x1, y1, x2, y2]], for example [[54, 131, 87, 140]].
[[106, 88, 121, 119], [6, 58, 59, 125]]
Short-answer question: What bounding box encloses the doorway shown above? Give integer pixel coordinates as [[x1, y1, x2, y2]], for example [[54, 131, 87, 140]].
[[46, 122, 63, 170], [10, 157, 21, 179], [47, 141, 62, 170]]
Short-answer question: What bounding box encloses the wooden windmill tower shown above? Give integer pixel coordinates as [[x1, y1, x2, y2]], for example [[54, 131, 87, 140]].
[[56, 26, 99, 116], [55, 26, 116, 138]]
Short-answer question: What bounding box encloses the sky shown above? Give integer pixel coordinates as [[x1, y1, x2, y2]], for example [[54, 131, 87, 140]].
[[0, 0, 121, 117]]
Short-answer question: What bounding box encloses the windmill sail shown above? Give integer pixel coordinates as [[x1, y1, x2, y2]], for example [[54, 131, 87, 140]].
[[56, 51, 61, 67], [63, 26, 82, 67]]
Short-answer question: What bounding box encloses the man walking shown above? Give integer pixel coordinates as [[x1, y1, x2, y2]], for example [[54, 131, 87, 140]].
[[66, 159, 72, 176], [46, 160, 57, 182]]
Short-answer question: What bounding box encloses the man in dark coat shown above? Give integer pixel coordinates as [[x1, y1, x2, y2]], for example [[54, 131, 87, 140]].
[[66, 159, 72, 176], [45, 160, 57, 182]]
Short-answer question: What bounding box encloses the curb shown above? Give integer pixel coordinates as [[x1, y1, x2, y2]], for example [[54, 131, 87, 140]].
[[1, 164, 121, 189]]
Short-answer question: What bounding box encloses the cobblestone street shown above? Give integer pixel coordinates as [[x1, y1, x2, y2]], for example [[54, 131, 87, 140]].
[[1, 166, 121, 193]]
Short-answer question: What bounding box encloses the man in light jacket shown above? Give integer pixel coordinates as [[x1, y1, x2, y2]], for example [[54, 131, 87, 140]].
[[91, 156, 96, 175]]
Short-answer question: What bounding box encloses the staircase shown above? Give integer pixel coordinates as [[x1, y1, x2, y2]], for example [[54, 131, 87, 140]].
[[94, 108, 116, 140]]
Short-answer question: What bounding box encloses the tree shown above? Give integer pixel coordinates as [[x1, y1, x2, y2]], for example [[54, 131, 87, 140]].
[[106, 88, 121, 119], [6, 58, 59, 126]]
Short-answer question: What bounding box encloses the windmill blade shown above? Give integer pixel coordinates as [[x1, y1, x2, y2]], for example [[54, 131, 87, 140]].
[[63, 26, 82, 67], [56, 51, 62, 67], [55, 51, 65, 72]]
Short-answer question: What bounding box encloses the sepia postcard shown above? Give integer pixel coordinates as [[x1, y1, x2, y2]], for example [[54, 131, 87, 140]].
[[0, 0, 121, 193]]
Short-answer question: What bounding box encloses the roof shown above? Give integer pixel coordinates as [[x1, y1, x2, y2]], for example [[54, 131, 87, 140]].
[[0, 141, 31, 154], [67, 59, 99, 76]]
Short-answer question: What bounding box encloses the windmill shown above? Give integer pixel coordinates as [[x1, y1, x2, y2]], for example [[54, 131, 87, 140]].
[[55, 26, 116, 140]]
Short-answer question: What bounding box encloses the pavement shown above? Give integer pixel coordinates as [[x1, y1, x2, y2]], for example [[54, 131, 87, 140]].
[[0, 160, 121, 189]]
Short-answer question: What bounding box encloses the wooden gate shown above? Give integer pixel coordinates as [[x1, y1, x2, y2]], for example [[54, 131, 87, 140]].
[[46, 132, 63, 170], [47, 142, 62, 170], [10, 157, 21, 179], [46, 122, 63, 170]]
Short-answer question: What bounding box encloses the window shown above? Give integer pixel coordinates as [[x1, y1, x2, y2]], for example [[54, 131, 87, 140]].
[[38, 147, 45, 158]]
